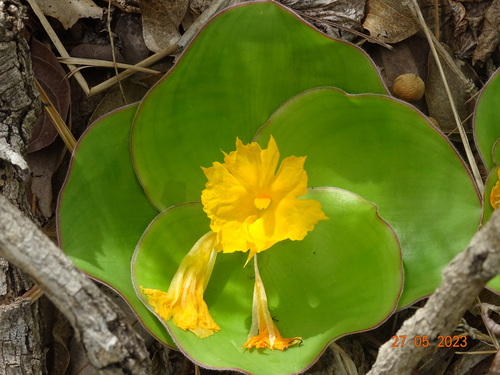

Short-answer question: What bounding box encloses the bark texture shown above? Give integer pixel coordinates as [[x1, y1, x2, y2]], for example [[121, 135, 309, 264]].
[[0, 0, 40, 208], [0, 2, 46, 374], [367, 209, 500, 374], [0, 193, 152, 374]]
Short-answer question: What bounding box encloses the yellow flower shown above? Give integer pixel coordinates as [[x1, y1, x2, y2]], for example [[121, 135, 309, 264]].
[[201, 136, 328, 259], [142, 137, 326, 344], [490, 169, 500, 210], [140, 231, 220, 338], [243, 255, 302, 350]]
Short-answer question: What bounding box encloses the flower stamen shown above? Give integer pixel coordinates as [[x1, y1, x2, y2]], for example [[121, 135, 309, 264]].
[[254, 194, 272, 210]]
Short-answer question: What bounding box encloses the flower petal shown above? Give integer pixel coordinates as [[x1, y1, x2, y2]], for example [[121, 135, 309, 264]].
[[140, 231, 220, 338], [243, 255, 302, 350], [223, 137, 280, 191], [201, 137, 327, 255], [490, 169, 500, 209]]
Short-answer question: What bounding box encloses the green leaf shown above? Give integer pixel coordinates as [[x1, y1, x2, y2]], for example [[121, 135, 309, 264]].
[[493, 138, 500, 166], [254, 88, 482, 307], [474, 68, 500, 171], [132, 188, 402, 375], [485, 166, 500, 291], [131, 1, 386, 211], [57, 104, 173, 346]]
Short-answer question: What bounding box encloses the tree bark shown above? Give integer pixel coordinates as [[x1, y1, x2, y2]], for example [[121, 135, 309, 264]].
[[0, 0, 39, 205], [0, 1, 46, 374]]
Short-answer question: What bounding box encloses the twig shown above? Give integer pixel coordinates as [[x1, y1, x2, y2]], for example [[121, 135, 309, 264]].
[[89, 0, 231, 96], [88, 43, 179, 96], [177, 0, 232, 48], [34, 79, 76, 153], [58, 57, 161, 74], [26, 0, 90, 95], [367, 209, 500, 374], [0, 193, 151, 374], [407, 0, 484, 196], [433, 0, 440, 40], [106, 0, 126, 103]]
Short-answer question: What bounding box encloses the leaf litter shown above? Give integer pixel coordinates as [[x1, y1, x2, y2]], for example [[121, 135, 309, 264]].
[[25, 0, 500, 373]]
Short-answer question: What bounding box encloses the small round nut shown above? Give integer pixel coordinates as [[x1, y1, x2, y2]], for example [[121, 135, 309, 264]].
[[392, 74, 425, 102]]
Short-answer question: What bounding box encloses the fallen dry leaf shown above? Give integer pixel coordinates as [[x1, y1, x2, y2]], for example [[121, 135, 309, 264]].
[[50, 312, 72, 375], [70, 44, 126, 63], [281, 0, 366, 42], [115, 13, 149, 65], [141, 0, 190, 52], [30, 39, 71, 153], [473, 0, 500, 64], [448, 341, 492, 374], [448, 0, 491, 59], [375, 36, 429, 92], [34, 0, 102, 29], [426, 46, 476, 135], [89, 80, 150, 124], [363, 0, 420, 43], [27, 139, 66, 219]]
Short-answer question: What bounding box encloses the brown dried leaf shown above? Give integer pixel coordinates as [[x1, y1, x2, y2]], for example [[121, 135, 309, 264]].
[[473, 0, 500, 64], [29, 39, 71, 153], [281, 0, 366, 42], [141, 0, 190, 52], [26, 139, 66, 219], [33, 0, 103, 29], [447, 0, 490, 59], [115, 14, 149, 65], [449, 0, 469, 37], [425, 46, 476, 135], [89, 80, 150, 124], [70, 44, 126, 63], [448, 342, 493, 375], [376, 36, 429, 91], [68, 337, 96, 375], [50, 312, 73, 375], [363, 0, 420, 43]]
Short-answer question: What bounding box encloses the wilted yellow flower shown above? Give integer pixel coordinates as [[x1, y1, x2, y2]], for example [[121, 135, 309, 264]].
[[140, 231, 220, 338], [490, 169, 500, 210], [201, 136, 328, 260], [243, 255, 302, 350]]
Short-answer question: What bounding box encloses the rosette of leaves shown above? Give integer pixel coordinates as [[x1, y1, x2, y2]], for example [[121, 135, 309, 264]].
[[57, 2, 481, 374]]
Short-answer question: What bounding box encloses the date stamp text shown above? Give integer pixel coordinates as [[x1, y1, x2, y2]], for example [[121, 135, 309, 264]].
[[391, 335, 467, 348]]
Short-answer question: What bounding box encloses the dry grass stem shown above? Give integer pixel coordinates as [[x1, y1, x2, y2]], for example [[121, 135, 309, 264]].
[[455, 350, 497, 355], [107, 0, 126, 103], [88, 0, 230, 96], [88, 43, 179, 96], [35, 79, 76, 153], [58, 57, 161, 74], [21, 284, 44, 303], [178, 0, 231, 48], [433, 0, 440, 40], [407, 0, 484, 195], [26, 0, 90, 95]]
